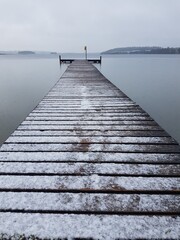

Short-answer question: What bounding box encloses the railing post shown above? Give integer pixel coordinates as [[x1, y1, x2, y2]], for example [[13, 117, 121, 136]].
[[59, 55, 61, 65], [84, 46, 87, 60]]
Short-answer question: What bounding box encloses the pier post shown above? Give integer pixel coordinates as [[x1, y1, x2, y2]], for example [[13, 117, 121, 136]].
[[84, 46, 87, 60], [59, 55, 61, 65]]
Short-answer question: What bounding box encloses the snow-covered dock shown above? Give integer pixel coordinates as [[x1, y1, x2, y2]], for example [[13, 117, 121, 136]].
[[0, 60, 179, 239]]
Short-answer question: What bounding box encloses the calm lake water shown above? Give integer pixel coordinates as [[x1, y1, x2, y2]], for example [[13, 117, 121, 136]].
[[96, 54, 180, 144], [0, 54, 67, 145], [0, 54, 180, 145]]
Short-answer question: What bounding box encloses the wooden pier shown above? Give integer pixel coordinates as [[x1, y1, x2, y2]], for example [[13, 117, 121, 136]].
[[0, 60, 179, 239]]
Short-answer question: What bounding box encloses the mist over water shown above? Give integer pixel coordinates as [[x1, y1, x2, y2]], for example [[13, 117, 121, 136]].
[[0, 54, 180, 145]]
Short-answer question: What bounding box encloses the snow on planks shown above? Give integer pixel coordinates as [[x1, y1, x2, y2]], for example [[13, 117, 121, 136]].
[[0, 60, 179, 239]]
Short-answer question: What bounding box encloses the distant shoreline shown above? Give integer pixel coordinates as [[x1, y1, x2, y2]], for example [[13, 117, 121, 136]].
[[102, 52, 180, 55], [101, 47, 180, 55], [1, 50, 180, 56], [0, 51, 58, 56]]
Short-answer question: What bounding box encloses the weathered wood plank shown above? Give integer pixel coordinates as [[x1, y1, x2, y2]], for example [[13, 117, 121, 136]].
[[0, 192, 179, 213], [0, 152, 179, 163], [1, 143, 179, 152], [0, 175, 179, 191], [46, 93, 123, 97], [11, 130, 169, 137], [36, 105, 138, 109], [29, 112, 149, 116], [25, 116, 153, 121], [21, 120, 156, 125], [40, 99, 130, 103], [39, 98, 132, 102], [0, 162, 179, 176], [0, 213, 179, 239], [5, 136, 176, 144], [31, 108, 144, 113], [37, 102, 134, 107], [17, 125, 162, 131]]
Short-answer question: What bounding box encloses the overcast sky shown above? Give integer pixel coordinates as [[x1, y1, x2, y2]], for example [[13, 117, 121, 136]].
[[0, 0, 180, 52]]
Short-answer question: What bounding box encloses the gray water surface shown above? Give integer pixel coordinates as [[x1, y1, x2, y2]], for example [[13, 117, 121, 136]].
[[96, 54, 180, 144], [0, 55, 67, 145]]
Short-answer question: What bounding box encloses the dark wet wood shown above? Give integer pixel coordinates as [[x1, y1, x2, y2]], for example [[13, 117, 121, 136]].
[[0, 60, 179, 238]]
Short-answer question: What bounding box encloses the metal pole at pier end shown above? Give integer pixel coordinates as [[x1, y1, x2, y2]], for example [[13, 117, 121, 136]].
[[84, 46, 87, 60]]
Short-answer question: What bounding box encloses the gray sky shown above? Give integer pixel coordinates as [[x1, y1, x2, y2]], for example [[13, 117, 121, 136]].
[[0, 0, 180, 52]]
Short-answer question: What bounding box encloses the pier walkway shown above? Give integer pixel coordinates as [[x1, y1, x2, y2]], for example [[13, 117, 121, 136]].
[[0, 61, 179, 239]]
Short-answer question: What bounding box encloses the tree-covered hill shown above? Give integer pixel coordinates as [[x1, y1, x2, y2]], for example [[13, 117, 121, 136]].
[[102, 47, 180, 54]]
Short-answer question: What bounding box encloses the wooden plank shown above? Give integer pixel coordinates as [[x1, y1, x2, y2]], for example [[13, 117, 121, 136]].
[[0, 213, 179, 239], [37, 102, 134, 106], [39, 98, 132, 102], [36, 105, 138, 108], [21, 120, 156, 125], [29, 112, 149, 116], [1, 143, 179, 152], [41, 95, 128, 98], [0, 192, 179, 213], [36, 107, 141, 111], [25, 116, 153, 121], [31, 110, 146, 114], [40, 99, 130, 103], [0, 152, 179, 163], [11, 130, 169, 137], [46, 93, 122, 97], [0, 162, 179, 176], [6, 136, 176, 144], [17, 125, 162, 131], [0, 175, 179, 191]]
